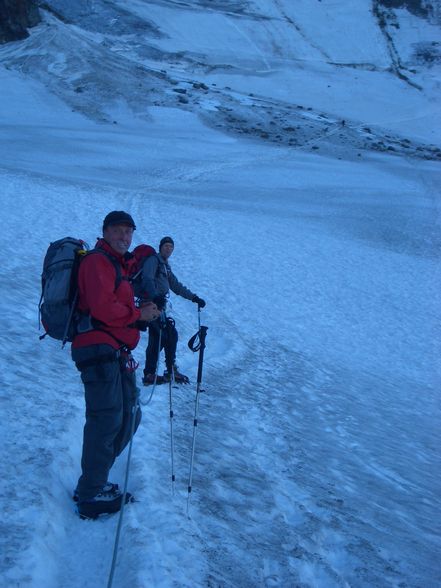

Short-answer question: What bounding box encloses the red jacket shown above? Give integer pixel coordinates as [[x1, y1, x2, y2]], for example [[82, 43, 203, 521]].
[[72, 239, 141, 350]]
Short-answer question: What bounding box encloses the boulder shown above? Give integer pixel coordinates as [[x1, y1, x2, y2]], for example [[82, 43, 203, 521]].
[[0, 0, 40, 44]]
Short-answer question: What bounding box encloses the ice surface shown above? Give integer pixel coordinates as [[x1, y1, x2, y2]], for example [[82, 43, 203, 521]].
[[0, 1, 440, 587]]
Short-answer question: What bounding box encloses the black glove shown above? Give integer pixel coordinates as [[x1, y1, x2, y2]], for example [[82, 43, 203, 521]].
[[153, 295, 166, 310], [192, 295, 206, 308]]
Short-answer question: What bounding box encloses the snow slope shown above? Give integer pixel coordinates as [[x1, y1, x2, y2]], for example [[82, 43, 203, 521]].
[[0, 1, 440, 587]]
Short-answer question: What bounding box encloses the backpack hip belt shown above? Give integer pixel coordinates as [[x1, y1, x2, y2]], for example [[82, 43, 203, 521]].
[[75, 349, 121, 371]]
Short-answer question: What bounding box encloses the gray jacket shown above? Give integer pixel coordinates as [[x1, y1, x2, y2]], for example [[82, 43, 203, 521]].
[[140, 253, 195, 304]]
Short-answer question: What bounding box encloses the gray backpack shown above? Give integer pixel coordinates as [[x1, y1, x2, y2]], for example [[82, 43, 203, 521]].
[[39, 238, 121, 347], [39, 237, 89, 346]]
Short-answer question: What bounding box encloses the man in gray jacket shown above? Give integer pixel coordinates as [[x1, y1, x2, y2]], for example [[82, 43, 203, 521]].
[[140, 236, 205, 384]]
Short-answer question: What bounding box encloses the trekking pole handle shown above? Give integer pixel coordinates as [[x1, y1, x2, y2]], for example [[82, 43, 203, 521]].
[[196, 326, 208, 385]]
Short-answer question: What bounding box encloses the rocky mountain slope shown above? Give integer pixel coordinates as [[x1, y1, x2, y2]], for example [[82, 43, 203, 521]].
[[1, 1, 440, 162]]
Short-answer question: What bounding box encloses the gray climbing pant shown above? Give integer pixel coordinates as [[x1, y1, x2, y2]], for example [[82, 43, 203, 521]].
[[72, 343, 141, 501]]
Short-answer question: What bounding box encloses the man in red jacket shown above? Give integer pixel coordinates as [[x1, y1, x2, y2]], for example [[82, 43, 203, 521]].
[[71, 210, 159, 519]]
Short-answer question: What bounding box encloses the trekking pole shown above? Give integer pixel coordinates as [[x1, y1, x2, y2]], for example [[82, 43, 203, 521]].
[[168, 376, 176, 495], [141, 313, 164, 406], [107, 386, 140, 588], [61, 290, 78, 349], [162, 314, 177, 494], [186, 324, 208, 515]]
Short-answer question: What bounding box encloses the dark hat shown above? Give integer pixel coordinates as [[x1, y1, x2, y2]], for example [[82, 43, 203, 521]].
[[159, 236, 174, 249], [103, 211, 136, 231]]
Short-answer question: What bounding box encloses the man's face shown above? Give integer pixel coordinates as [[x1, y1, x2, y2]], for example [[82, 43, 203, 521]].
[[104, 224, 134, 255], [160, 243, 174, 259]]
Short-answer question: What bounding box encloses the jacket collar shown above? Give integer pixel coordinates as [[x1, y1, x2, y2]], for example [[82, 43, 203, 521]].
[[96, 238, 133, 262]]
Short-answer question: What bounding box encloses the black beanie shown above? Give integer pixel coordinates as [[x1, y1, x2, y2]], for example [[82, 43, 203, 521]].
[[103, 211, 136, 231], [159, 236, 174, 249]]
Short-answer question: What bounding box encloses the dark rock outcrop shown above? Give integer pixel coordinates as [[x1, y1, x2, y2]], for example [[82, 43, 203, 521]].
[[0, 0, 40, 44], [377, 0, 435, 19]]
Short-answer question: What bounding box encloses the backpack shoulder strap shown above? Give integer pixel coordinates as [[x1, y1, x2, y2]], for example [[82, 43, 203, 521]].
[[87, 248, 123, 291], [140, 251, 160, 278]]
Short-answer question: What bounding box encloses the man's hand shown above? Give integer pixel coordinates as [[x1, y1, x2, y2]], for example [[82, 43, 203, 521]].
[[192, 295, 206, 309], [153, 294, 166, 310], [139, 301, 160, 322]]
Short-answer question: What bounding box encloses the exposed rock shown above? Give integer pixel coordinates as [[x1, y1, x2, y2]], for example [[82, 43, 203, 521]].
[[377, 0, 439, 21], [0, 0, 40, 44]]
